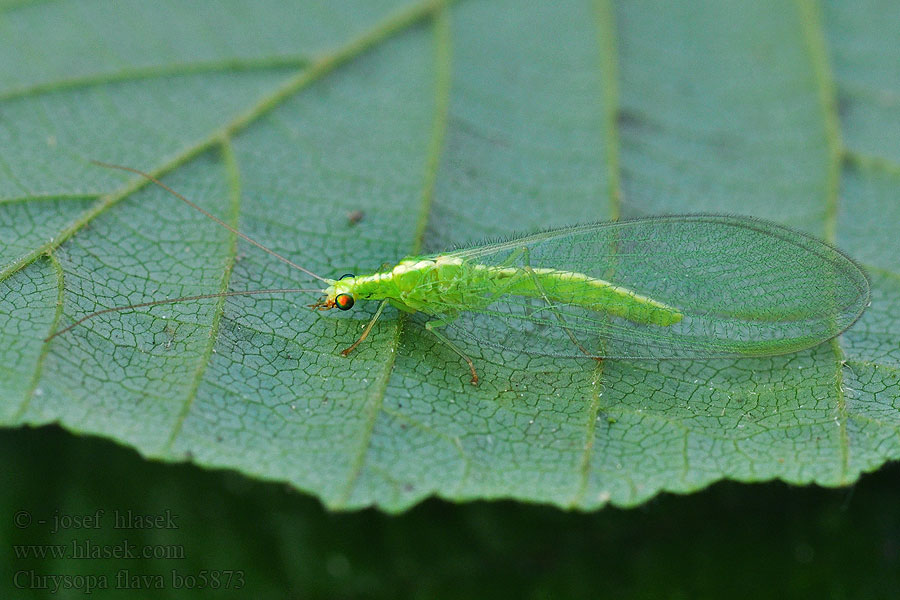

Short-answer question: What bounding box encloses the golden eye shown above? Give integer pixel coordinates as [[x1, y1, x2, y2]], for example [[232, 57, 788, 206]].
[[335, 293, 355, 311]]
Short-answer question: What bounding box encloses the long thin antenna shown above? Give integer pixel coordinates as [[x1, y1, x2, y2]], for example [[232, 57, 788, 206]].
[[91, 160, 331, 283], [45, 288, 323, 342]]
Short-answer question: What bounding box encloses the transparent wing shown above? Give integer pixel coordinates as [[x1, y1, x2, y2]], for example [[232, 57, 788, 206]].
[[436, 215, 870, 359]]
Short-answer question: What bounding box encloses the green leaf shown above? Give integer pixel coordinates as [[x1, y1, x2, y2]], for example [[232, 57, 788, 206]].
[[1, 0, 898, 512]]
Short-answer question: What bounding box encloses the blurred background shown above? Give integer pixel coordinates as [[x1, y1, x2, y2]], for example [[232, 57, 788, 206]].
[[3, 426, 899, 597]]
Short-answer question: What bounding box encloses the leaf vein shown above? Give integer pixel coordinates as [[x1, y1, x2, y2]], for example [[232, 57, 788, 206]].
[[796, 0, 850, 481], [573, 0, 621, 508], [333, 2, 453, 508], [162, 139, 242, 454], [0, 0, 443, 289], [15, 253, 66, 421]]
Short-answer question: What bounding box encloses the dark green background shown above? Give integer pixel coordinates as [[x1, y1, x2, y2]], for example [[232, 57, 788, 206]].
[[3, 426, 898, 598]]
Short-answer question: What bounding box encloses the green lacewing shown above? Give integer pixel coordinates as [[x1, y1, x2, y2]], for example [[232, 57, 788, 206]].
[[49, 162, 871, 385]]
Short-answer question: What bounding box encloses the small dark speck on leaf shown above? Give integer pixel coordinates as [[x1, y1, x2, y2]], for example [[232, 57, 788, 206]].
[[616, 108, 661, 134], [347, 210, 364, 226], [837, 91, 853, 121]]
